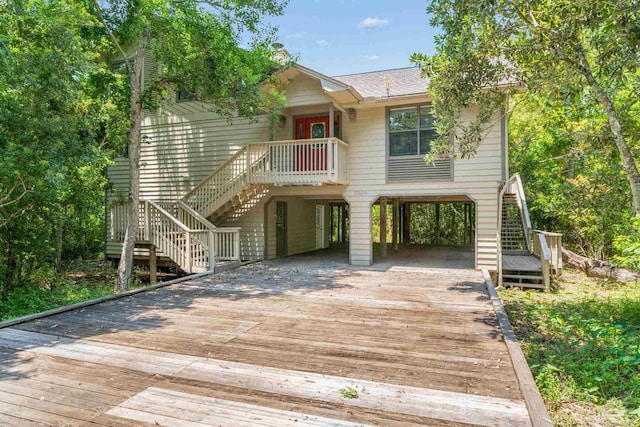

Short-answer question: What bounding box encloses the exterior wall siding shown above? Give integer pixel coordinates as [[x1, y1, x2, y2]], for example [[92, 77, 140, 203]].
[[264, 197, 330, 259]]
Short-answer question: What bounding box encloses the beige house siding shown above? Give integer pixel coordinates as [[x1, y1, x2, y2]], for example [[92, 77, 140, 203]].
[[285, 75, 332, 107], [218, 193, 271, 261], [138, 115, 269, 202], [105, 158, 130, 259], [264, 197, 331, 259]]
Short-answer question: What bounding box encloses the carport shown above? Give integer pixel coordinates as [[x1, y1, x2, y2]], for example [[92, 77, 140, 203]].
[[372, 195, 476, 268]]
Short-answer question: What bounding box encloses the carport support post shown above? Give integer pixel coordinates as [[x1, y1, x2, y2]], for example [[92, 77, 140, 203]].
[[403, 203, 410, 243], [341, 204, 347, 242], [392, 198, 399, 250], [380, 197, 387, 257], [435, 203, 441, 245]]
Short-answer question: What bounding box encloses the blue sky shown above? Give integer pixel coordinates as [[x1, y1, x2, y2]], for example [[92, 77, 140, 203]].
[[268, 1, 439, 76]]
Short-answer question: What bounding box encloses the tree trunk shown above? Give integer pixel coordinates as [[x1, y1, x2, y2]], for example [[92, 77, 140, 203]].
[[116, 40, 145, 292], [562, 248, 640, 283], [578, 50, 640, 215]]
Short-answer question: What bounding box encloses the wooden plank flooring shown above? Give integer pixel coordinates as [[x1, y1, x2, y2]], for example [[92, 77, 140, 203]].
[[503, 255, 542, 272], [0, 254, 534, 426]]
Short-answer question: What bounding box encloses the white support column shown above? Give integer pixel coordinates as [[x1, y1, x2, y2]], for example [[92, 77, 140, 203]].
[[328, 102, 335, 138], [144, 200, 150, 241], [234, 230, 241, 261], [185, 233, 192, 274], [345, 196, 375, 266], [327, 139, 334, 181], [208, 231, 216, 272]]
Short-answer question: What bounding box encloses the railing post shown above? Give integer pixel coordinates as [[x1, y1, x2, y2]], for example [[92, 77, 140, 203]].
[[208, 231, 215, 272], [144, 200, 150, 241], [327, 139, 334, 181], [234, 230, 241, 261], [185, 232, 192, 274]]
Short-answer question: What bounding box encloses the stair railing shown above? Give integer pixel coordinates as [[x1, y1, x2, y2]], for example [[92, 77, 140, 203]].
[[176, 200, 241, 262], [182, 146, 249, 219], [143, 199, 238, 273], [497, 181, 507, 286], [506, 173, 532, 251]]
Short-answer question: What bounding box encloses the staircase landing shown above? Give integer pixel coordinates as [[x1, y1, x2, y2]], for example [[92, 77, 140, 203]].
[[503, 254, 542, 272]]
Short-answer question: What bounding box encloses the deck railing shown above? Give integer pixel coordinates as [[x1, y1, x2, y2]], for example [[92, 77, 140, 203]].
[[248, 138, 349, 186], [109, 200, 241, 272], [533, 230, 563, 274], [532, 232, 552, 290]]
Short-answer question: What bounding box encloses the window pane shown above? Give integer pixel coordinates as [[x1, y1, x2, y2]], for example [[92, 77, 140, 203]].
[[419, 129, 438, 154], [311, 122, 326, 138], [389, 108, 418, 131], [390, 131, 418, 156], [419, 106, 435, 129]]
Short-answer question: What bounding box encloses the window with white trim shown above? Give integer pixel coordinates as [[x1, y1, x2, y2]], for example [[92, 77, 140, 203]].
[[388, 105, 437, 156]]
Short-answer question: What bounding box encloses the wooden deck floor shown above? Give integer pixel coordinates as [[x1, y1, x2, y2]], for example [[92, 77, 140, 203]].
[[503, 254, 542, 272], [0, 253, 534, 426]]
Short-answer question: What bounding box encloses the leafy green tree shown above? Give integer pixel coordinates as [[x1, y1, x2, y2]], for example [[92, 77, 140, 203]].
[[412, 0, 640, 214], [90, 0, 288, 291], [0, 0, 114, 297], [510, 93, 632, 258]]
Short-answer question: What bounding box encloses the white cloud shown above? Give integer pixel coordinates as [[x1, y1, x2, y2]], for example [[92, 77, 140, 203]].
[[316, 39, 331, 46], [364, 55, 379, 60], [286, 32, 306, 39], [358, 17, 390, 30]]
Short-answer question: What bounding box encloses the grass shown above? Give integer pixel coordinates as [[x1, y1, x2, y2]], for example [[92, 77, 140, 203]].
[[499, 268, 640, 426], [0, 260, 158, 322]]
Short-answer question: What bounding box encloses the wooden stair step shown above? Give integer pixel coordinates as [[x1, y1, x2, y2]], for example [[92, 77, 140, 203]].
[[503, 274, 543, 280], [503, 281, 546, 289]]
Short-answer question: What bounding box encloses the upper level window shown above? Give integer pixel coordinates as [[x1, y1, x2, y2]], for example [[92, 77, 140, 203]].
[[388, 105, 437, 156]]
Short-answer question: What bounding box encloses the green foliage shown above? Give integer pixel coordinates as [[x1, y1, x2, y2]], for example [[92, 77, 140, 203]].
[[372, 203, 473, 246], [500, 272, 640, 425], [613, 217, 640, 270], [0, 0, 119, 297], [339, 386, 359, 399], [414, 0, 640, 231], [510, 93, 633, 259], [0, 261, 120, 321]]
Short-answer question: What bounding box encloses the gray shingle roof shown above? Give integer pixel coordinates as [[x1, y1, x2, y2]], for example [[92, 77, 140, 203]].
[[332, 67, 429, 99]]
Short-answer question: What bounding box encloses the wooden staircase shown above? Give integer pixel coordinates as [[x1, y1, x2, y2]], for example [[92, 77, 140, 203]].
[[499, 174, 558, 289], [110, 138, 349, 273]]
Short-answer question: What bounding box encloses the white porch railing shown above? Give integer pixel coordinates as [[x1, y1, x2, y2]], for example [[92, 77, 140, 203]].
[[108, 200, 241, 272], [248, 138, 349, 185]]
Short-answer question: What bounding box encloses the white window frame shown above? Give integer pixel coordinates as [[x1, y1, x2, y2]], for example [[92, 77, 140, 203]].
[[388, 104, 437, 158]]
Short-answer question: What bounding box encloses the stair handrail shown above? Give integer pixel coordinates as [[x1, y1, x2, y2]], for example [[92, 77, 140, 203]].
[[182, 146, 247, 203], [177, 200, 216, 230], [147, 200, 190, 232], [506, 173, 532, 251], [145, 199, 215, 273], [497, 180, 507, 286]]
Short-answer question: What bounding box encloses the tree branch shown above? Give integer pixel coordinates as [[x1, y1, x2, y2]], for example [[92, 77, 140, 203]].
[[92, 0, 133, 75]]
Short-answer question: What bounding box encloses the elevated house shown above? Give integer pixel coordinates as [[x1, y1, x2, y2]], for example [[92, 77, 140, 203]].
[[106, 60, 561, 288]]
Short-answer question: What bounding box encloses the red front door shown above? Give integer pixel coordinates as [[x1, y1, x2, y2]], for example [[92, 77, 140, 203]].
[[294, 115, 337, 171]]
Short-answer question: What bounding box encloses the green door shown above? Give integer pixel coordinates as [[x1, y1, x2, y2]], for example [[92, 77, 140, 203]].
[[276, 201, 287, 257]]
